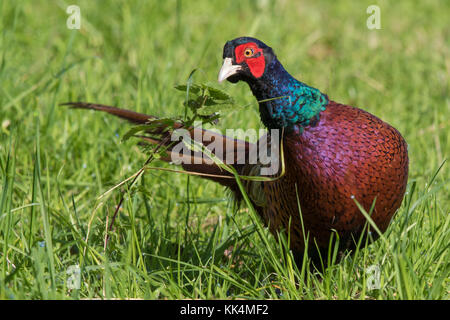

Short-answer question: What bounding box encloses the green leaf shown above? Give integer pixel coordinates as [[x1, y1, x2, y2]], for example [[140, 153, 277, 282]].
[[122, 124, 152, 142], [206, 85, 233, 101], [121, 118, 178, 142], [174, 84, 201, 95], [196, 104, 234, 115]]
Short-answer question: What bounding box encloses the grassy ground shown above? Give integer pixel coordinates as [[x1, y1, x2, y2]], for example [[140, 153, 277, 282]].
[[0, 0, 448, 299]]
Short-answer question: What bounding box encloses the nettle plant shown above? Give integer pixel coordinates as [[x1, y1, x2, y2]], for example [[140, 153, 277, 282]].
[[123, 77, 234, 159]]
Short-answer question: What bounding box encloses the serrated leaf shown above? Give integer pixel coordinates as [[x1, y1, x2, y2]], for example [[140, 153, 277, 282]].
[[174, 84, 201, 95], [122, 118, 179, 142], [206, 86, 233, 101], [122, 124, 152, 142], [174, 76, 237, 125], [197, 113, 221, 125]]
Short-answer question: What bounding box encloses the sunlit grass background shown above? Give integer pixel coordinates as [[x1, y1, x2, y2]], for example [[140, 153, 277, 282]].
[[0, 0, 448, 299]]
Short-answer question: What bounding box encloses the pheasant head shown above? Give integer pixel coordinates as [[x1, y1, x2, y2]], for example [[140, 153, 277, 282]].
[[218, 37, 328, 131]]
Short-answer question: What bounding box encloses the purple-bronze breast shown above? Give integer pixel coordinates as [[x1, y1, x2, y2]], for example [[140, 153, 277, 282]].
[[259, 101, 409, 257]]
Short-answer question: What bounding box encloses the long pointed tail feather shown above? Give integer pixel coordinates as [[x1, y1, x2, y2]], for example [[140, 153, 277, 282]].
[[61, 102, 252, 191], [61, 102, 158, 124]]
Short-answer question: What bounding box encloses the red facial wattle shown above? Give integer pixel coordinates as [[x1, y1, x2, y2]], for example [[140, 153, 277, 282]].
[[235, 42, 265, 78]]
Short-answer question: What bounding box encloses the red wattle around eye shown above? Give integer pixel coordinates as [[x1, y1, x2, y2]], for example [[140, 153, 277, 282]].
[[234, 43, 265, 78], [246, 56, 265, 78]]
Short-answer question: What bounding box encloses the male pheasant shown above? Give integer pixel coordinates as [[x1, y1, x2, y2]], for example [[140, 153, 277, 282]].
[[64, 37, 409, 267]]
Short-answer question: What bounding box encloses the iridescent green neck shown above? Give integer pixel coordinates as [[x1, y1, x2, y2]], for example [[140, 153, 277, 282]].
[[247, 59, 328, 130]]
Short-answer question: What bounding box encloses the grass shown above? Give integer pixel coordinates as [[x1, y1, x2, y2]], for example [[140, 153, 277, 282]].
[[0, 0, 449, 299]]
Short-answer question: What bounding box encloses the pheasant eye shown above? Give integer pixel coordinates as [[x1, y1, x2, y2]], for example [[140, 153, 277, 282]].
[[244, 48, 254, 57]]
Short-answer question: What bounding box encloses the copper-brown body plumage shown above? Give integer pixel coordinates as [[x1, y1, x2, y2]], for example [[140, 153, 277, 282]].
[[253, 101, 409, 261]]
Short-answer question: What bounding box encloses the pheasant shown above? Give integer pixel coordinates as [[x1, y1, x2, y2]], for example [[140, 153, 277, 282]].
[[63, 37, 409, 267]]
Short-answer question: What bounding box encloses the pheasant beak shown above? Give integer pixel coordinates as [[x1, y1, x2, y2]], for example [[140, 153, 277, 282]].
[[218, 58, 242, 83]]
